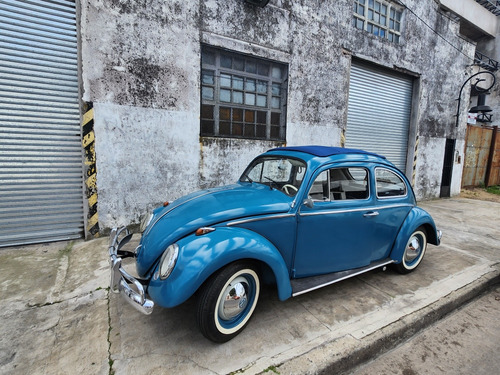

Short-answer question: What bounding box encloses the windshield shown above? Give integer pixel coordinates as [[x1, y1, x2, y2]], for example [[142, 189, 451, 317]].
[[240, 156, 307, 197]]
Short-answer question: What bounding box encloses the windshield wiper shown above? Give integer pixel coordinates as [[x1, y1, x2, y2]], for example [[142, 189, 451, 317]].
[[264, 176, 278, 190], [241, 173, 253, 183]]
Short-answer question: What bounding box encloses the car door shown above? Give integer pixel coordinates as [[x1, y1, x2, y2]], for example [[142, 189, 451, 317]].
[[293, 165, 377, 277]]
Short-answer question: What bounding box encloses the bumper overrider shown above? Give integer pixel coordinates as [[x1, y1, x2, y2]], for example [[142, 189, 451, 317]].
[[108, 227, 154, 315]]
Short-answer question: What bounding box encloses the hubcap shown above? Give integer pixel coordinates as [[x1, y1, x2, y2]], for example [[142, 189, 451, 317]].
[[405, 235, 421, 262], [218, 276, 249, 321]]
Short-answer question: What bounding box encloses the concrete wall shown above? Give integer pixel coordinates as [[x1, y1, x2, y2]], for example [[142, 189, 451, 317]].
[[80, 0, 476, 229]]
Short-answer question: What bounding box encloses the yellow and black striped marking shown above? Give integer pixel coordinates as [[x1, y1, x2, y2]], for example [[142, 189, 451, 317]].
[[412, 135, 419, 187], [82, 102, 99, 237]]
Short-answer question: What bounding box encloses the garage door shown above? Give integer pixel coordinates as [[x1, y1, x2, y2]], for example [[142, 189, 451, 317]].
[[0, 0, 84, 247], [346, 61, 413, 171]]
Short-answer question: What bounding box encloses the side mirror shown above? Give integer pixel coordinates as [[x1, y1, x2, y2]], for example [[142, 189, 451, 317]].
[[303, 198, 314, 209]]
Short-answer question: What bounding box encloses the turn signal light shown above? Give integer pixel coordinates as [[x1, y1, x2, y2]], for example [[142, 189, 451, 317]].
[[195, 227, 216, 236], [163, 201, 170, 207]]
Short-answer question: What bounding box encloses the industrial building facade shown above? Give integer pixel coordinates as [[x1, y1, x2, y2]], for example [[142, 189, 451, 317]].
[[1, 0, 499, 246]]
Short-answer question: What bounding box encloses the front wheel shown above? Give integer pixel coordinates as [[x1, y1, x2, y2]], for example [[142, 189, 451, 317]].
[[394, 227, 427, 274], [196, 262, 260, 343]]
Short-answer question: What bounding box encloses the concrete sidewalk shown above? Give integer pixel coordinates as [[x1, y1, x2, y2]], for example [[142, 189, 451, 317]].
[[0, 198, 499, 375]]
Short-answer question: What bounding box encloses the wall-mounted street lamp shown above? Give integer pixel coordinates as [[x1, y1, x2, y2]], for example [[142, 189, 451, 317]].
[[455, 70, 496, 127]]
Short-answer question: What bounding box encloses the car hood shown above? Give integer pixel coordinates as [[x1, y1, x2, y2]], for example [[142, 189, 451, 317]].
[[136, 182, 292, 276]]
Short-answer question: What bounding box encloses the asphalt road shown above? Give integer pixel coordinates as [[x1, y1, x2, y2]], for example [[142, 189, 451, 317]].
[[349, 285, 500, 375]]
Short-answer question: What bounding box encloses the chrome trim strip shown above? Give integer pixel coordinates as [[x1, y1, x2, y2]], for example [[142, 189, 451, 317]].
[[292, 259, 395, 297], [227, 213, 295, 226], [299, 203, 413, 217], [109, 227, 154, 315]]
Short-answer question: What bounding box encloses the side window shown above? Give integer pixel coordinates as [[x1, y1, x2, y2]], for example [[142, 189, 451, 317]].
[[330, 167, 369, 200], [308, 167, 369, 201], [376, 168, 407, 198]]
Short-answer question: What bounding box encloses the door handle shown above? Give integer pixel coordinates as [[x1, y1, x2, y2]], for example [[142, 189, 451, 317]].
[[363, 211, 379, 217]]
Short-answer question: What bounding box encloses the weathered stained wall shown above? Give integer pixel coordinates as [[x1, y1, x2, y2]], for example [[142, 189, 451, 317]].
[[80, 0, 476, 229]]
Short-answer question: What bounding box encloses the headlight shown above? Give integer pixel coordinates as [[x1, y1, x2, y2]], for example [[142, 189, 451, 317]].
[[139, 212, 153, 233], [159, 244, 179, 280]]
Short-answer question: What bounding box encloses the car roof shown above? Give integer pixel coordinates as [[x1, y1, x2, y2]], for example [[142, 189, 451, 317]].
[[268, 145, 386, 159]]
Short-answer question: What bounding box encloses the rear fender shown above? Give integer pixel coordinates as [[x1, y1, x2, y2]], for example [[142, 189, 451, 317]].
[[390, 207, 441, 263], [147, 227, 292, 308]]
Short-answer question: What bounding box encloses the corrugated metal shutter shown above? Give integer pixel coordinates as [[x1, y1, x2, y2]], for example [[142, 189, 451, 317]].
[[0, 0, 84, 247], [346, 61, 413, 171]]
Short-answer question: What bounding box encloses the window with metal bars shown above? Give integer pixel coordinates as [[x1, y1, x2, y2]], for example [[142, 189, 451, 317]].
[[201, 46, 288, 141], [352, 0, 403, 43]]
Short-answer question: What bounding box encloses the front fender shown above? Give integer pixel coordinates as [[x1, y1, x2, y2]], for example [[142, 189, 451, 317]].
[[147, 227, 292, 308], [390, 206, 441, 263]]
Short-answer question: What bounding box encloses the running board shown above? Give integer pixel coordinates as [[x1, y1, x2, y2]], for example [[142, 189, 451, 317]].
[[291, 258, 395, 297]]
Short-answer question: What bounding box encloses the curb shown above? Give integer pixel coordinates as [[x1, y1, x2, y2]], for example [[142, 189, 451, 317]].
[[272, 266, 500, 375]]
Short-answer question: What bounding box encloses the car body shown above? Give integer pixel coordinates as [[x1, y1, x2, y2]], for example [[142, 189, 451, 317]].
[[109, 145, 441, 342]]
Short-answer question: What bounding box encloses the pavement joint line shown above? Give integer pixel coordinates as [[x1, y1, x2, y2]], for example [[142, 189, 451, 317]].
[[106, 287, 115, 375]]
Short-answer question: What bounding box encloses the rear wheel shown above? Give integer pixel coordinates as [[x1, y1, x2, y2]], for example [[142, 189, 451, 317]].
[[394, 227, 427, 274], [196, 262, 260, 343]]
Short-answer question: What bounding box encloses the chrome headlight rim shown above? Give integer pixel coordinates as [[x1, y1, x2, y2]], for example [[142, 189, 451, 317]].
[[139, 212, 154, 233], [159, 244, 179, 280]]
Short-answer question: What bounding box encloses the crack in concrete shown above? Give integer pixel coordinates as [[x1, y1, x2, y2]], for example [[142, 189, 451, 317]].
[[106, 288, 115, 375]]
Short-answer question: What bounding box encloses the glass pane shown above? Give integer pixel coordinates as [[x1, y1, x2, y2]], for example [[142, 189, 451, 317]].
[[396, 11, 402, 21], [202, 50, 215, 65], [394, 34, 400, 43], [219, 122, 230, 135], [257, 111, 266, 124], [244, 124, 255, 137], [359, 0, 365, 4], [374, 1, 380, 12], [233, 58, 244, 71], [257, 63, 269, 76], [245, 93, 255, 106], [246, 60, 256, 73], [257, 80, 267, 93], [367, 23, 373, 32], [270, 125, 280, 139], [256, 125, 266, 138], [380, 29, 385, 37], [388, 32, 394, 42], [381, 15, 386, 25], [357, 18, 364, 29], [202, 87, 214, 100], [233, 123, 243, 136], [381, 4, 387, 14], [232, 108, 243, 121], [272, 83, 280, 96], [374, 13, 379, 23], [395, 21, 400, 31], [233, 91, 243, 104], [390, 19, 394, 29], [201, 104, 214, 119], [233, 76, 244, 90], [220, 107, 231, 120], [359, 5, 364, 15], [220, 89, 231, 102], [245, 110, 255, 123], [221, 55, 231, 68], [369, 0, 374, 7], [271, 112, 280, 125], [271, 66, 281, 79], [368, 9, 373, 20], [271, 96, 280, 108], [256, 95, 267, 107], [201, 120, 214, 134], [202, 70, 214, 85], [245, 78, 256, 92], [220, 74, 231, 87]]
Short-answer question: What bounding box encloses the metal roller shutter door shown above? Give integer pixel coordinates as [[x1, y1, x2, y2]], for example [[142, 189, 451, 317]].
[[346, 61, 413, 171], [0, 0, 84, 247]]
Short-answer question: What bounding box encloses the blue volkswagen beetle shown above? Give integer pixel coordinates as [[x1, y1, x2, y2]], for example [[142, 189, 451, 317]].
[[109, 146, 441, 342]]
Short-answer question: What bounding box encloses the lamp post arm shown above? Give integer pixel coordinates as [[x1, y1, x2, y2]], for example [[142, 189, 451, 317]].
[[455, 71, 496, 127]]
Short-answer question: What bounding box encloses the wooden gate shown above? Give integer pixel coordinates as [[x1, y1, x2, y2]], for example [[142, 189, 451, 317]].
[[462, 125, 500, 187]]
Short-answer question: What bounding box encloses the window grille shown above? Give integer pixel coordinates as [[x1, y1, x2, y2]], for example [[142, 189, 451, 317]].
[[201, 46, 288, 141], [352, 0, 403, 43]]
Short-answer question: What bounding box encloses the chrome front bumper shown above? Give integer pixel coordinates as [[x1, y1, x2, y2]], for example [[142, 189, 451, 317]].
[[108, 227, 154, 315]]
